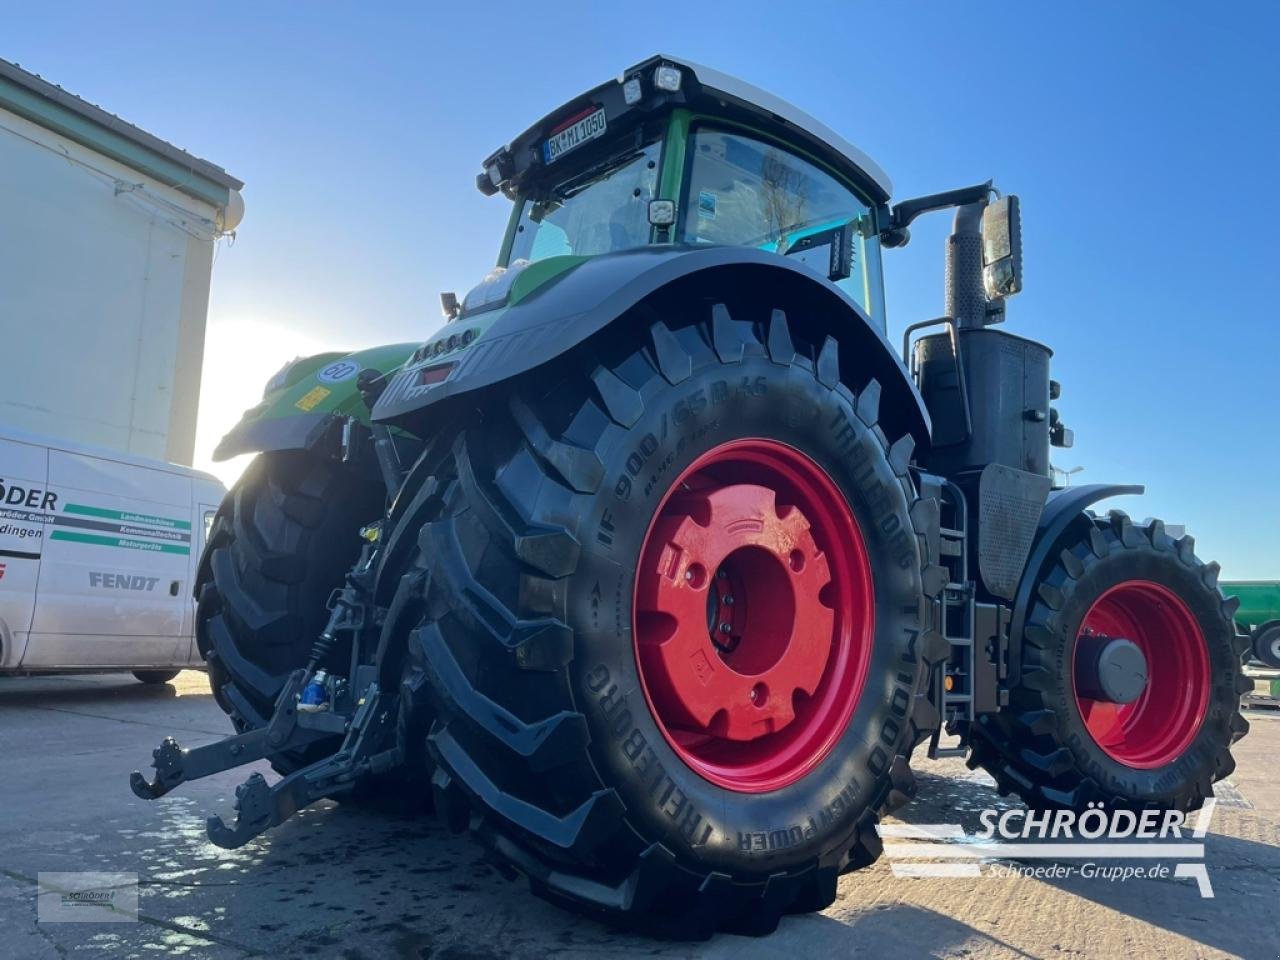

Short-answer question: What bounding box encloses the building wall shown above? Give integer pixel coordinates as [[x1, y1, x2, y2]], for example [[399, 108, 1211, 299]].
[[0, 107, 218, 465]]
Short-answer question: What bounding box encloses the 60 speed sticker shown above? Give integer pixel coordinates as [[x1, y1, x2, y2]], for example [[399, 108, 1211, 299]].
[[317, 360, 359, 384]]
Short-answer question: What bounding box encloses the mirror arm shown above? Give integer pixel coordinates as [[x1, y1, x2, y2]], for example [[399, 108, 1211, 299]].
[[881, 180, 994, 247]]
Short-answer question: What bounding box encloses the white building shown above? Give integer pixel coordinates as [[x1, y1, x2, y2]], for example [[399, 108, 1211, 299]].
[[0, 59, 244, 466]]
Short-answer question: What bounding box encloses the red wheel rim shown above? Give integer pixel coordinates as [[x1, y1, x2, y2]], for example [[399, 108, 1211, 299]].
[[633, 439, 874, 793], [1072, 580, 1209, 769]]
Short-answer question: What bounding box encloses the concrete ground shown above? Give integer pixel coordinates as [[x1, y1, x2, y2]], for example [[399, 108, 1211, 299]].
[[1, 671, 1276, 960]]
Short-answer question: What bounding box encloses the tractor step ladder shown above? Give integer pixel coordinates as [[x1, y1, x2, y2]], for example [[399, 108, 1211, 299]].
[[930, 480, 979, 759]]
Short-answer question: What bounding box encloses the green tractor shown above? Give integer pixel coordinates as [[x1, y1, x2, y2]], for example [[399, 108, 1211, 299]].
[[133, 56, 1249, 937]]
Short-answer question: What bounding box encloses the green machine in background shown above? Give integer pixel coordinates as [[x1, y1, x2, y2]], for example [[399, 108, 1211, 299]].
[[1223, 581, 1280, 667]]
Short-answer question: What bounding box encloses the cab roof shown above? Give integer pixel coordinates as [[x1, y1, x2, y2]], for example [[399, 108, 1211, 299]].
[[479, 55, 893, 205]]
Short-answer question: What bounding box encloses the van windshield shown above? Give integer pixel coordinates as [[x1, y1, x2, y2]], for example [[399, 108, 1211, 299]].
[[507, 140, 661, 263]]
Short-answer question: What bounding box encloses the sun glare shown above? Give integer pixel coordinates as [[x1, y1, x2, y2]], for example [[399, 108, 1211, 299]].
[[193, 319, 328, 488]]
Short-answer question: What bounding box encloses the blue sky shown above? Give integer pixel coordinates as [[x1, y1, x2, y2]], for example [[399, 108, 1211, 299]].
[[8, 2, 1278, 576]]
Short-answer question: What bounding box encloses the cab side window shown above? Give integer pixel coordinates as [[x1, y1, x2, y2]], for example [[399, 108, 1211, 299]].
[[681, 127, 878, 314]]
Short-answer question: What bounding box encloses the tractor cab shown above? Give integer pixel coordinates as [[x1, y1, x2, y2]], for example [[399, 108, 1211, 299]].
[[475, 55, 892, 328]]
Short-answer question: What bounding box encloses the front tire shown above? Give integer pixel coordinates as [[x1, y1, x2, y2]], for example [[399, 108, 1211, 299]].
[[195, 449, 384, 773], [968, 511, 1249, 810], [393, 306, 943, 935]]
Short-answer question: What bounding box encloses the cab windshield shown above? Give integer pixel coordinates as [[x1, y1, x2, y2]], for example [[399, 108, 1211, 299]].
[[507, 140, 661, 264], [681, 126, 880, 319]]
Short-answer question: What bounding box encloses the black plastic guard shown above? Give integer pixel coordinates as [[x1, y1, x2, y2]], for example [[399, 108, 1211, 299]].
[[978, 464, 1052, 601], [213, 411, 336, 461]]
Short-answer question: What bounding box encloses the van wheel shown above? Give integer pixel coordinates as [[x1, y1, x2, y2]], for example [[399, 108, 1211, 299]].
[[195, 449, 384, 775], [133, 670, 180, 685]]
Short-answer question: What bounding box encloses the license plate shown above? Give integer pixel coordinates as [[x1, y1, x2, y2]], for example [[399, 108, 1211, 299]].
[[543, 108, 607, 165]]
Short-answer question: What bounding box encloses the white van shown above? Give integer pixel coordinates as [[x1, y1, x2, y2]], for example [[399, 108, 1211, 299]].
[[0, 429, 225, 683]]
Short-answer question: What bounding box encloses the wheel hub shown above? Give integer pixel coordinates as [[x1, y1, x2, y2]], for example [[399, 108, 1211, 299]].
[[633, 439, 875, 794], [636, 483, 833, 741], [1072, 580, 1209, 769], [1075, 634, 1148, 704]]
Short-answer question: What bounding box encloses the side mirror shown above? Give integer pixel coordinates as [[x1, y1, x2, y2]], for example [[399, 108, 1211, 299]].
[[982, 195, 1022, 299]]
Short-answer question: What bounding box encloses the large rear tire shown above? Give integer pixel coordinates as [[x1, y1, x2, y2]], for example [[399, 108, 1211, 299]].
[[391, 306, 944, 936], [967, 511, 1249, 810], [196, 449, 385, 774]]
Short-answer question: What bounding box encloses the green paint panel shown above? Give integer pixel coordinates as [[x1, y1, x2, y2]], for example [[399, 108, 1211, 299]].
[[254, 342, 420, 423], [1222, 581, 1280, 627], [64, 503, 190, 530], [51, 530, 190, 555], [658, 109, 691, 225], [508, 255, 591, 304]]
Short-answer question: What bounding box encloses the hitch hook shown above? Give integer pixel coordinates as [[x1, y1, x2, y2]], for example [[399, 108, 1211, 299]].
[[129, 736, 186, 799]]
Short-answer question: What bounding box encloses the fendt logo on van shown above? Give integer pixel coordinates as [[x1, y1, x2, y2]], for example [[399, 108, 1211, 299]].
[[89, 571, 160, 592]]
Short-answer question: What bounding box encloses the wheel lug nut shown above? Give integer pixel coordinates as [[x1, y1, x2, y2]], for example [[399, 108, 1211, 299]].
[[719, 623, 732, 634], [723, 596, 734, 605]]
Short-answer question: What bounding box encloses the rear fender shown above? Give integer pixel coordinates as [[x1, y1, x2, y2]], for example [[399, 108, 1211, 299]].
[[213, 343, 420, 461], [371, 246, 932, 449], [1006, 483, 1144, 685]]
